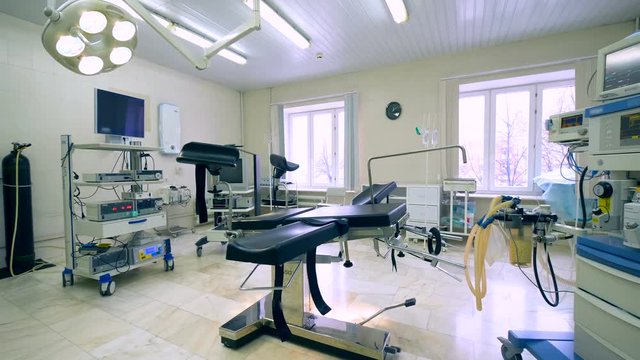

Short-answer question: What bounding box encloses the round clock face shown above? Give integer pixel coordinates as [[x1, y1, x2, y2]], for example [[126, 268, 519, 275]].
[[386, 101, 402, 120]]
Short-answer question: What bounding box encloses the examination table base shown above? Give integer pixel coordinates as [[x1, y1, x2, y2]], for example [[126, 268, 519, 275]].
[[220, 292, 397, 360]]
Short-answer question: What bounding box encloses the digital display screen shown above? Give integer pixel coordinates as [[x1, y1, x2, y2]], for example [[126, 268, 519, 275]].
[[620, 112, 640, 141], [604, 42, 640, 92], [220, 158, 244, 183], [560, 114, 583, 128], [96, 89, 145, 138]]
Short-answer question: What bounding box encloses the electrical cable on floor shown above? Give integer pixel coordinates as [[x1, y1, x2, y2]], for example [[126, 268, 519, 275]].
[[509, 230, 574, 297], [533, 243, 560, 306]]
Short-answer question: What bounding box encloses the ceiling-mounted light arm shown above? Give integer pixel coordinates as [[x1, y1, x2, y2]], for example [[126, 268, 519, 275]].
[[121, 0, 260, 70], [204, 0, 260, 61]]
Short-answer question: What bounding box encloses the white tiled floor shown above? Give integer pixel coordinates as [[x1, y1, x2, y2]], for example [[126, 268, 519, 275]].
[[0, 227, 576, 359]]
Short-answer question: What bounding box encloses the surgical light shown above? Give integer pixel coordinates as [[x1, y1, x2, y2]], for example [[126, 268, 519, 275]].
[[244, 0, 310, 49], [43, 0, 260, 75], [78, 10, 107, 34], [55, 35, 84, 57], [112, 21, 136, 41], [110, 47, 133, 65], [78, 56, 104, 75], [384, 0, 408, 24], [42, 0, 137, 76]]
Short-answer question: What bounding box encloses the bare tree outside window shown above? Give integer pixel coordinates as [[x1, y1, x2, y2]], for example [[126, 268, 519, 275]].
[[284, 104, 345, 188], [540, 85, 575, 173], [458, 75, 575, 193], [494, 91, 529, 187]]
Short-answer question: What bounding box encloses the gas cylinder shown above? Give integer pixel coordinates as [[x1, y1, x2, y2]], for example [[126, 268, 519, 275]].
[[2, 143, 34, 274]]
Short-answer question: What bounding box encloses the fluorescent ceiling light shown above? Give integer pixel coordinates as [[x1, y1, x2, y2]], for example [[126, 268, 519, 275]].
[[152, 14, 247, 65], [245, 0, 310, 49], [385, 0, 408, 24]]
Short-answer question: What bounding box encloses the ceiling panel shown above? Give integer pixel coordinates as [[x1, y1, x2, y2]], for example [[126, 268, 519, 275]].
[[0, 0, 638, 90]]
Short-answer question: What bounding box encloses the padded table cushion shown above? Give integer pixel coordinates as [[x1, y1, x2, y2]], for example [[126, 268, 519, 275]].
[[285, 203, 406, 228], [232, 207, 314, 230], [351, 182, 397, 205], [176, 142, 239, 168], [226, 219, 349, 265]]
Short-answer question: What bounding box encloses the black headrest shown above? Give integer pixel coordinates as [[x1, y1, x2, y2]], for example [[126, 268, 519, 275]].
[[270, 154, 299, 179], [351, 181, 398, 205], [177, 142, 240, 174]]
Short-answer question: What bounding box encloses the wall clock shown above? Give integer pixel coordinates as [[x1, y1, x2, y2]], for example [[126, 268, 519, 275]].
[[386, 101, 402, 120]]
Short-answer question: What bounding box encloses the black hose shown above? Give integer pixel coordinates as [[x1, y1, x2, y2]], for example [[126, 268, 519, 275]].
[[533, 243, 560, 307], [579, 166, 588, 229]]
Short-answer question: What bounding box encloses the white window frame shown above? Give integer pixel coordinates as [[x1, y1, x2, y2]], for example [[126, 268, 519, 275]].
[[459, 76, 575, 195], [283, 101, 345, 189]]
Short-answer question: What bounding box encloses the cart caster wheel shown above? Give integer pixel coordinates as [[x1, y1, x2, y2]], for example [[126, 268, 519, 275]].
[[196, 247, 203, 257], [500, 344, 523, 360], [221, 241, 227, 245], [164, 259, 175, 271], [99, 280, 116, 296], [397, 251, 405, 257], [62, 272, 74, 287]]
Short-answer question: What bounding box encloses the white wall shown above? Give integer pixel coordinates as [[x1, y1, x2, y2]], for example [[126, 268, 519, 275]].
[[0, 13, 242, 265], [242, 21, 636, 216], [242, 21, 636, 187]]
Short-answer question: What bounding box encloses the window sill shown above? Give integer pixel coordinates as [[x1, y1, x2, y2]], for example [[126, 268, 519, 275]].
[[456, 192, 544, 202]]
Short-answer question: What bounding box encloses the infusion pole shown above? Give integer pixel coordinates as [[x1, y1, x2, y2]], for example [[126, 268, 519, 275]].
[[366, 145, 468, 205]]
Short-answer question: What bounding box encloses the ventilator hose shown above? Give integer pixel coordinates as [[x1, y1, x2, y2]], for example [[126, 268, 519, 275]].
[[579, 166, 588, 229], [464, 197, 514, 311]]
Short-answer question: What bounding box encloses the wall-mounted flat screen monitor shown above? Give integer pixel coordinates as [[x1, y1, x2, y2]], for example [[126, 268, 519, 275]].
[[95, 89, 145, 138]]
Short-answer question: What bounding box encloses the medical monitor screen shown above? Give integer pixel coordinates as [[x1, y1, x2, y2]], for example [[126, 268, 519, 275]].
[[95, 89, 145, 138], [620, 111, 640, 147], [220, 158, 244, 184], [603, 42, 640, 93], [560, 114, 583, 128]]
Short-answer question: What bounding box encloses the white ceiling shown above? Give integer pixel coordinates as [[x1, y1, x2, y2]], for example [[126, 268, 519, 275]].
[[1, 0, 639, 91]]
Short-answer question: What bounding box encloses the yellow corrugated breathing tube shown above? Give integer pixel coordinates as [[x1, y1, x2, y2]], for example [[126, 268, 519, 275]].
[[464, 196, 517, 311]]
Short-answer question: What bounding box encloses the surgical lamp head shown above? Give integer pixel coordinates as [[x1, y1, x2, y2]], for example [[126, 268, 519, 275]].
[[42, 0, 138, 75]]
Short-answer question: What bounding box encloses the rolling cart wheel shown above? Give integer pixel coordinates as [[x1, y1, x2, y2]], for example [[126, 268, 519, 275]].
[[62, 271, 74, 287], [501, 344, 523, 360], [196, 246, 203, 257], [164, 259, 175, 271], [100, 280, 116, 296]]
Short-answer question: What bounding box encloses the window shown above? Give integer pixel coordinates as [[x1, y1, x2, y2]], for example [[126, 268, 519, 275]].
[[283, 101, 345, 188], [458, 71, 575, 193]]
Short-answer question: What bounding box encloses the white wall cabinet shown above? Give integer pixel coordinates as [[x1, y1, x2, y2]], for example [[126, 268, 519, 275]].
[[405, 184, 441, 230]]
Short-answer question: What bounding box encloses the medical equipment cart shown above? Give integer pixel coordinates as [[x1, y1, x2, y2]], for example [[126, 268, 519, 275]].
[[60, 135, 175, 296]]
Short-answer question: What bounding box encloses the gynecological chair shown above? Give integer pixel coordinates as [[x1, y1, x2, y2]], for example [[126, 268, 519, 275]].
[[176, 142, 467, 359], [266, 154, 298, 208]]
